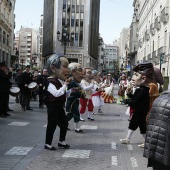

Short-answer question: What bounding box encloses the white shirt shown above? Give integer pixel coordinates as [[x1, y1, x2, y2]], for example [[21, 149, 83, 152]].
[[47, 79, 71, 98]]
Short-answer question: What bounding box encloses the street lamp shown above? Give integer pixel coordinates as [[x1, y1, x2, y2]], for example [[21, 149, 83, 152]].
[[57, 26, 74, 55], [21, 59, 24, 70]]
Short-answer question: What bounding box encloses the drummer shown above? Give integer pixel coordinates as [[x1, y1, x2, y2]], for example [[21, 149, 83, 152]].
[[0, 61, 12, 118], [20, 65, 33, 111]]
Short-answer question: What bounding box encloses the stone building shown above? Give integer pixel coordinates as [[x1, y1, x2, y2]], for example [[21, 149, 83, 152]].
[[0, 0, 15, 67], [43, 0, 100, 68]]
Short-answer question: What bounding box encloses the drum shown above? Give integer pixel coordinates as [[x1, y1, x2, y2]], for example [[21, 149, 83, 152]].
[[28, 82, 37, 91], [10, 87, 20, 97]]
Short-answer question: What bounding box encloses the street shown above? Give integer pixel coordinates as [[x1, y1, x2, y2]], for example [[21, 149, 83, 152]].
[[0, 87, 151, 170]]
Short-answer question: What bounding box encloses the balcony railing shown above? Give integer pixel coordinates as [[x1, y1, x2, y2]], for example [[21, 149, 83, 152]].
[[147, 54, 151, 60], [161, 7, 169, 24], [152, 50, 157, 58], [158, 46, 166, 56], [155, 16, 161, 30]]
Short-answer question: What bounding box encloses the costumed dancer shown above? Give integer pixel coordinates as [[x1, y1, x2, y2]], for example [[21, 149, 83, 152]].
[[91, 70, 105, 113], [120, 63, 154, 145], [43, 54, 71, 150], [117, 74, 127, 104], [80, 68, 95, 121], [66, 62, 85, 133], [101, 82, 116, 103]]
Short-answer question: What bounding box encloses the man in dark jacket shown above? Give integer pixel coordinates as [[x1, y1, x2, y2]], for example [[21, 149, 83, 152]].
[[0, 61, 12, 118], [14, 68, 22, 103], [37, 69, 48, 108], [143, 91, 170, 170], [20, 65, 33, 111]]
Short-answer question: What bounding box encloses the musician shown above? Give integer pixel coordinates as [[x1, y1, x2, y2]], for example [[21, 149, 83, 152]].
[[14, 68, 22, 103], [66, 63, 85, 133], [32, 70, 38, 101], [0, 61, 12, 118], [80, 68, 95, 121], [20, 65, 33, 111], [43, 53, 70, 150], [37, 69, 48, 108]]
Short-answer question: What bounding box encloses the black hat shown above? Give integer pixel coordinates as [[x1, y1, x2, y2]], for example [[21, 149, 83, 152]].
[[133, 63, 153, 72], [0, 61, 6, 67], [26, 65, 30, 68]]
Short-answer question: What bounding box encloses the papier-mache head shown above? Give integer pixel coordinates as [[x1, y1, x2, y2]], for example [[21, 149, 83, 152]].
[[46, 53, 69, 80]]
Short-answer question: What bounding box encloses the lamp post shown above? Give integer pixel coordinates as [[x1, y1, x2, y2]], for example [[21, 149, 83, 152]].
[[160, 53, 165, 71], [15, 48, 19, 69], [21, 59, 24, 70], [57, 26, 74, 55]]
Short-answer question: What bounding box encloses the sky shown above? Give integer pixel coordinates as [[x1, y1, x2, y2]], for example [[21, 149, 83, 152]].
[[14, 0, 133, 44]]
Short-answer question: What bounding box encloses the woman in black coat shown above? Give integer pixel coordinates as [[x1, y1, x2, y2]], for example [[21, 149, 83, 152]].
[[143, 91, 170, 170]]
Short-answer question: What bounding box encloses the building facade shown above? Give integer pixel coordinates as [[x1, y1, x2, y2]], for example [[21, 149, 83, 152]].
[[103, 44, 119, 75], [0, 0, 15, 67], [132, 0, 170, 77], [119, 28, 130, 73], [15, 27, 38, 69], [43, 0, 100, 68]]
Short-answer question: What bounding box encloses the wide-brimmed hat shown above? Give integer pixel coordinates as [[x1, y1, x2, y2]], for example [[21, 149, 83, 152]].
[[133, 63, 153, 72]]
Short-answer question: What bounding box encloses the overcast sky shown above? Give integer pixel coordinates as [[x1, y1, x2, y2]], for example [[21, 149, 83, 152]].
[[14, 0, 133, 44]]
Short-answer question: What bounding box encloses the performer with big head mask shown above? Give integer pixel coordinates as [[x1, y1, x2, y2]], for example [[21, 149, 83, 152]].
[[43, 53, 71, 150], [80, 68, 95, 121], [66, 62, 85, 133], [120, 63, 154, 145]]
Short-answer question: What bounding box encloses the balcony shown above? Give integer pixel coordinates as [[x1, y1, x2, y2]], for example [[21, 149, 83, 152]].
[[147, 53, 152, 60], [161, 7, 169, 24], [158, 46, 166, 56], [143, 56, 147, 63], [152, 50, 157, 58], [138, 39, 143, 48], [154, 16, 161, 30], [145, 30, 150, 41], [150, 23, 155, 35]]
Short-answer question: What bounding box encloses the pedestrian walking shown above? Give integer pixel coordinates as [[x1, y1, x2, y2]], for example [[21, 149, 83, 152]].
[[143, 90, 170, 170]]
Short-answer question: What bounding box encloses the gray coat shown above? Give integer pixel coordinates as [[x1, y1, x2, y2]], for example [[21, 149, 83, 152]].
[[143, 91, 170, 166]]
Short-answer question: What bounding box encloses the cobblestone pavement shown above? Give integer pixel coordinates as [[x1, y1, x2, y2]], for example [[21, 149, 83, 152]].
[[0, 89, 152, 170]]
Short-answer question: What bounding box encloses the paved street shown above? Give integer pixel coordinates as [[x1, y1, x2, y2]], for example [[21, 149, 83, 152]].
[[0, 87, 152, 170]]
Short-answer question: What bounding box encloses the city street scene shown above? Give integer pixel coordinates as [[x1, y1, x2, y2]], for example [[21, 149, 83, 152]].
[[0, 0, 170, 170], [0, 87, 151, 170]]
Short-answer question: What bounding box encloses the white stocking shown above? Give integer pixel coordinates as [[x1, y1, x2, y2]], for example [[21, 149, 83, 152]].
[[126, 129, 134, 140], [74, 122, 79, 130], [142, 134, 146, 139]]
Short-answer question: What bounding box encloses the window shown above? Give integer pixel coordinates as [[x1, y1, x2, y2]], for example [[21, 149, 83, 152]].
[[3, 31, 6, 44], [76, 5, 79, 13], [0, 28, 2, 42], [80, 5, 84, 13]]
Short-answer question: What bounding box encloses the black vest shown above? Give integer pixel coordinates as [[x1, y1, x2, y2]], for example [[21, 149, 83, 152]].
[[46, 78, 66, 102]]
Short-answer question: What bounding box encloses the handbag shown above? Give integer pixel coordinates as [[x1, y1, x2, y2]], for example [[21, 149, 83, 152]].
[[118, 86, 125, 96]]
